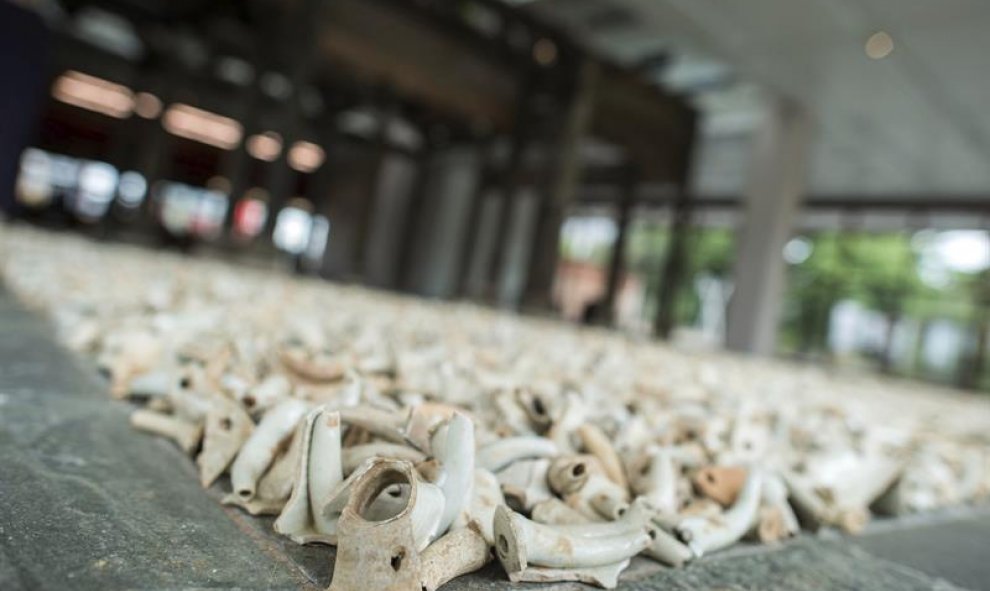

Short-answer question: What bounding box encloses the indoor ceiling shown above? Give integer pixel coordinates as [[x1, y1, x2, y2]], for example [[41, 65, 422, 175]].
[[515, 0, 990, 201]]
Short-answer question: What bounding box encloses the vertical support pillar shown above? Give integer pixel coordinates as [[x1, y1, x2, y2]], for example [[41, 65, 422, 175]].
[[486, 64, 536, 300], [654, 114, 699, 339], [262, 0, 324, 238], [354, 96, 396, 278], [397, 144, 434, 290], [522, 60, 599, 311], [457, 136, 498, 298], [598, 166, 637, 324], [725, 98, 811, 354]]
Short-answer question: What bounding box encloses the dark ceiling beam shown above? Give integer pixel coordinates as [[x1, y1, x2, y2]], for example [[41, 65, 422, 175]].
[[576, 189, 990, 213], [317, 0, 519, 130], [590, 65, 696, 183]]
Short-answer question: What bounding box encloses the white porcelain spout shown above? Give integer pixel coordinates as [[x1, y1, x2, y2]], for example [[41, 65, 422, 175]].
[[676, 467, 764, 557], [498, 458, 553, 511], [452, 468, 506, 543], [197, 398, 254, 487], [275, 406, 344, 544], [339, 406, 408, 444], [547, 455, 601, 495], [634, 447, 679, 515], [224, 421, 305, 515], [127, 369, 173, 399], [577, 423, 629, 490], [279, 343, 348, 382], [493, 504, 653, 571], [229, 398, 309, 501], [754, 472, 800, 542], [531, 498, 597, 525], [419, 526, 491, 591], [241, 373, 292, 414], [546, 391, 588, 453], [341, 443, 426, 475], [477, 436, 559, 472], [404, 402, 462, 452], [549, 455, 630, 519], [130, 409, 203, 454], [431, 413, 475, 534]]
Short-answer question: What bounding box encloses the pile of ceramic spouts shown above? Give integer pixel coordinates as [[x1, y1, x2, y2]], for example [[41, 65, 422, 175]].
[[2, 225, 989, 590]]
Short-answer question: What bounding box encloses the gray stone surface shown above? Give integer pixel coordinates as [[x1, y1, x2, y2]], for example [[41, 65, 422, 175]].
[[853, 512, 990, 591], [1, 289, 988, 590], [0, 292, 316, 590]]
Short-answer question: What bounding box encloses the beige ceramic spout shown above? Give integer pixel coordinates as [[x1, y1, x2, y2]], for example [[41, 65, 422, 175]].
[[577, 423, 629, 490], [676, 467, 764, 557], [327, 459, 447, 591], [197, 398, 254, 487], [130, 409, 203, 454]]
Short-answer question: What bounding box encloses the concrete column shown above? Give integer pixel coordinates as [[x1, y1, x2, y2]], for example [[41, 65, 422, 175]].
[[726, 98, 812, 354], [354, 100, 398, 278], [405, 146, 482, 298], [522, 60, 600, 310], [496, 188, 540, 308], [364, 153, 419, 289], [598, 166, 637, 324]]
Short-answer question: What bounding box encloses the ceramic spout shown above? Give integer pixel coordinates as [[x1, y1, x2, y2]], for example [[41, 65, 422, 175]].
[[477, 436, 559, 472], [197, 398, 254, 487], [130, 408, 203, 454], [229, 398, 309, 501], [275, 406, 345, 544], [676, 467, 764, 557], [493, 504, 653, 571], [327, 459, 447, 591]]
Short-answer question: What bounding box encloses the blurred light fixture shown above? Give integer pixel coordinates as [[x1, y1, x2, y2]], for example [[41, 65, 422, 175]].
[[288, 141, 325, 173], [216, 56, 255, 86], [162, 103, 242, 150], [16, 149, 55, 207], [233, 191, 269, 238], [117, 170, 147, 207], [52, 70, 134, 118], [260, 71, 293, 100], [134, 92, 162, 119], [337, 109, 379, 138], [533, 38, 558, 66], [865, 31, 894, 59], [194, 190, 229, 240], [247, 132, 283, 161], [74, 161, 119, 220], [303, 215, 330, 268], [299, 86, 325, 117], [273, 200, 314, 254], [72, 7, 144, 60]]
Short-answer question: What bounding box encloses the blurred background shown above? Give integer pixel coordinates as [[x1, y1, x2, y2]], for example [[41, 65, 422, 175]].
[[2, 0, 988, 391]]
